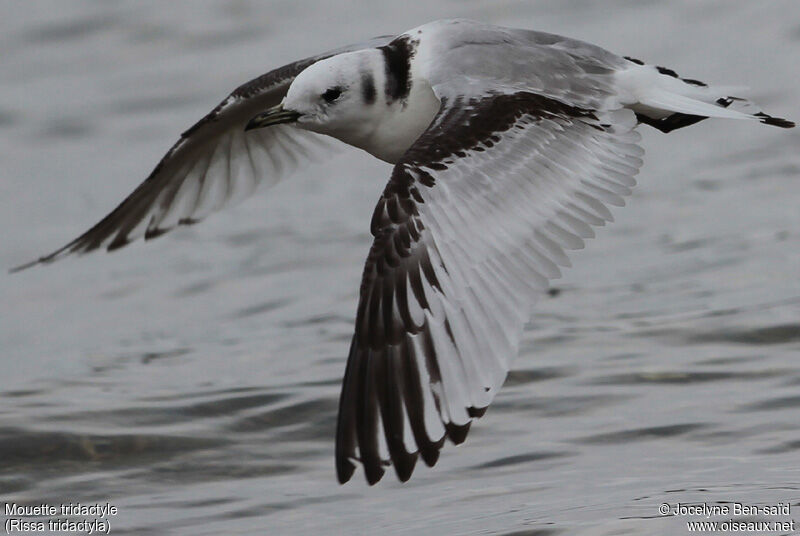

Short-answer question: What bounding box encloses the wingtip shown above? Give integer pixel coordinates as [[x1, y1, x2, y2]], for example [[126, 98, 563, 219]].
[[336, 458, 386, 486], [392, 452, 418, 482], [9, 258, 43, 274], [754, 112, 794, 129], [765, 117, 795, 128], [9, 240, 80, 274], [445, 421, 472, 445], [363, 463, 386, 486], [419, 444, 441, 467], [336, 457, 356, 484]]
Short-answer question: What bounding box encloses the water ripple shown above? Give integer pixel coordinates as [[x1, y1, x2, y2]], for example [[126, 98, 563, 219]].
[[574, 423, 709, 445]]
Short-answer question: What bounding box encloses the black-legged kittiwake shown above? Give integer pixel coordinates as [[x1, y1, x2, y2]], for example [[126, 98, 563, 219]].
[[13, 19, 794, 485]]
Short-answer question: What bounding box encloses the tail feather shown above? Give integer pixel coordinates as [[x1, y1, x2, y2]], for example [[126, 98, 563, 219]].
[[752, 111, 795, 129], [643, 89, 753, 120], [620, 59, 794, 132]]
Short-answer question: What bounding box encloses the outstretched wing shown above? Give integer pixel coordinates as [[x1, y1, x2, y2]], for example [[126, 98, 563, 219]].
[[12, 35, 393, 272], [335, 90, 644, 484]]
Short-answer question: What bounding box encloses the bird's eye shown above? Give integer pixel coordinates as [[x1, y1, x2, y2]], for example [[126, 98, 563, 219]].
[[322, 87, 342, 103]]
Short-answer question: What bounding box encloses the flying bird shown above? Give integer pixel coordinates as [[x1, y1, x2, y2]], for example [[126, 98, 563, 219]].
[[13, 19, 793, 485]]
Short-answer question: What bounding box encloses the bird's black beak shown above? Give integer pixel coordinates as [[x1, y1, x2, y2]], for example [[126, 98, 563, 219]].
[[245, 105, 301, 131]]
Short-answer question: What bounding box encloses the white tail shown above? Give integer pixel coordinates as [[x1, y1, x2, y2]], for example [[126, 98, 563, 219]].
[[617, 60, 794, 132], [642, 89, 751, 120]]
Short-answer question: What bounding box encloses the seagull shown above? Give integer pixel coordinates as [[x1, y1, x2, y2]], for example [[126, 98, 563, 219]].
[[13, 19, 793, 484]]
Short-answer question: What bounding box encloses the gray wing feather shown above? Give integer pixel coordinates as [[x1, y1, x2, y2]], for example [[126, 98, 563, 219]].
[[336, 85, 643, 484], [418, 19, 627, 108], [11, 35, 394, 272]]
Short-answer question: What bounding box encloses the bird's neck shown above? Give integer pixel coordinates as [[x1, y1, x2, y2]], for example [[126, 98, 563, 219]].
[[343, 81, 441, 164]]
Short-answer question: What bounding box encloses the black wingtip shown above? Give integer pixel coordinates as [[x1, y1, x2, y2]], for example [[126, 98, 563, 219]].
[[419, 442, 441, 467], [9, 253, 58, 273], [445, 422, 472, 445], [363, 461, 386, 486], [392, 452, 418, 482], [9, 238, 83, 274], [336, 458, 356, 484], [754, 112, 795, 128], [9, 259, 39, 274], [467, 405, 488, 418], [338, 456, 402, 486]]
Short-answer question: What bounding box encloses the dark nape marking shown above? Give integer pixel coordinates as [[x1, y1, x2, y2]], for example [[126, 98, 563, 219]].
[[624, 56, 644, 65], [379, 35, 417, 102], [656, 65, 679, 78], [635, 112, 707, 133], [361, 72, 376, 104]]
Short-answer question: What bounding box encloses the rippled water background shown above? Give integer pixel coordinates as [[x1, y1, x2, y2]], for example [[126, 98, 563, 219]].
[[2, 1, 799, 534]]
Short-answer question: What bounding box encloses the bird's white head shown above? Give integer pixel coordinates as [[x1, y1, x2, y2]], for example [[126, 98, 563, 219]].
[[246, 43, 440, 163], [247, 51, 384, 144]]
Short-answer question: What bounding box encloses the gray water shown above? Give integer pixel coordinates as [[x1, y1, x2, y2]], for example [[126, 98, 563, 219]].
[[2, 1, 799, 534]]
